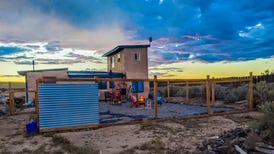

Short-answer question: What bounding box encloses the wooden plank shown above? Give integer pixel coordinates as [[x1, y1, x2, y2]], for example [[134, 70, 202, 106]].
[[249, 72, 253, 109], [186, 81, 189, 104], [157, 79, 206, 82], [10, 91, 15, 115], [11, 90, 36, 93], [206, 75, 211, 114], [40, 124, 100, 133], [41, 109, 252, 132], [213, 79, 249, 83], [13, 111, 36, 115], [170, 81, 206, 85], [154, 75, 158, 119], [211, 78, 215, 106], [35, 79, 39, 114], [167, 81, 170, 100]]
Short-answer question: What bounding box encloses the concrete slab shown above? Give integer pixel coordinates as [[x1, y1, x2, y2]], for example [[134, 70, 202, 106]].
[[99, 102, 232, 124]]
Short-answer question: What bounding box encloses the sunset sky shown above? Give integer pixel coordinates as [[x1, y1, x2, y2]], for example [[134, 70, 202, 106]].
[[0, 0, 273, 82]]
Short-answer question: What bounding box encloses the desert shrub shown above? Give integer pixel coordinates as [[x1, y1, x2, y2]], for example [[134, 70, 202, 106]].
[[220, 84, 248, 103], [189, 85, 205, 98], [52, 135, 98, 154], [253, 81, 274, 107], [215, 84, 228, 99], [258, 102, 274, 141], [170, 85, 185, 97]]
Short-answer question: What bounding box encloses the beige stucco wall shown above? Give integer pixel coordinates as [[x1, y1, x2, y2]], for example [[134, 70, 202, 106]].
[[107, 51, 125, 73], [26, 70, 68, 101], [124, 48, 148, 79], [106, 47, 149, 98]]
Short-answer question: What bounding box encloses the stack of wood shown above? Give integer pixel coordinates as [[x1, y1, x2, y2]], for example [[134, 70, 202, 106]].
[[199, 128, 274, 154]]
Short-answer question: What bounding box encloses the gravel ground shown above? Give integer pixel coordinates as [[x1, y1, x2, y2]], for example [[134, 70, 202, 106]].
[[99, 102, 232, 123]]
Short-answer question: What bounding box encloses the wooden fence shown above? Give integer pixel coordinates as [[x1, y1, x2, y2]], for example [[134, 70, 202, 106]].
[[8, 72, 255, 132]]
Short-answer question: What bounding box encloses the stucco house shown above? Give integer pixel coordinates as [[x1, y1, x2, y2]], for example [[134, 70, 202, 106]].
[[18, 44, 150, 102]]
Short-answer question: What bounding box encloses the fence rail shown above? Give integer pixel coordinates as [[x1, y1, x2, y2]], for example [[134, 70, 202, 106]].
[[7, 72, 258, 132]]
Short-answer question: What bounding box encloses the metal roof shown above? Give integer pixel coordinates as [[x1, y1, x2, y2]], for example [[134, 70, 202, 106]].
[[18, 68, 68, 76], [102, 44, 150, 57], [68, 71, 125, 78]]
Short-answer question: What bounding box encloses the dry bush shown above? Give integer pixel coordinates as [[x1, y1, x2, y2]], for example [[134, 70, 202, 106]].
[[258, 102, 274, 142], [253, 81, 274, 107]]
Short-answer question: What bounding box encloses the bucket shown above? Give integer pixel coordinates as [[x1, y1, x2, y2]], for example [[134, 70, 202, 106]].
[[26, 121, 38, 135], [146, 99, 152, 109]]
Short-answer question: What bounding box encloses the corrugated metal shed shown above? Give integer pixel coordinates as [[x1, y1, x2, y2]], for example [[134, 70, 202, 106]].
[[38, 83, 99, 131]]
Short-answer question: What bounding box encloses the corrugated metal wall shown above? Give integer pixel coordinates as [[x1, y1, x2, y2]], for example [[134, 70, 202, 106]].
[[38, 83, 99, 130]]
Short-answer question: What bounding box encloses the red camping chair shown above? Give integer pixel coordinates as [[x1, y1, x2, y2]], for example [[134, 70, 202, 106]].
[[130, 93, 145, 108], [112, 89, 121, 105]]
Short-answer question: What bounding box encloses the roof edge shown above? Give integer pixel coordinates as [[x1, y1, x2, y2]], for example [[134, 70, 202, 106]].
[[103, 44, 150, 57], [18, 68, 68, 76]]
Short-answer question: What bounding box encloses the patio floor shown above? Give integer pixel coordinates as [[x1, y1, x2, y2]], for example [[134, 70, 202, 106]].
[[99, 102, 232, 124]]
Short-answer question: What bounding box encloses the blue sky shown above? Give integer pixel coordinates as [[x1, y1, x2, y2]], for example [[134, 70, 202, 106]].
[[0, 0, 274, 81]]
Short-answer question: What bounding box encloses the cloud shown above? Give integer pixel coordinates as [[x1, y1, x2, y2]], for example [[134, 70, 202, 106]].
[[149, 72, 167, 76], [0, 0, 274, 69], [0, 46, 26, 56], [0, 0, 133, 54], [14, 60, 33, 65]]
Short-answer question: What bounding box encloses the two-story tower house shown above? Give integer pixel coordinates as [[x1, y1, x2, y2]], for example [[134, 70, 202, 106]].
[[103, 44, 150, 97]]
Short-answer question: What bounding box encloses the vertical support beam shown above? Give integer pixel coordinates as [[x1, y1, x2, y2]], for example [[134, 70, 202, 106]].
[[35, 79, 40, 114], [153, 75, 158, 119], [186, 81, 189, 104], [9, 82, 12, 115], [167, 80, 170, 101], [9, 82, 14, 115], [206, 75, 211, 114], [211, 77, 215, 106], [249, 72, 253, 110]]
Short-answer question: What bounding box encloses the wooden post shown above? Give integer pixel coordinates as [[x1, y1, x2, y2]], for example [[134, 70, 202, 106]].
[[35, 79, 40, 114], [186, 81, 189, 104], [154, 75, 158, 119], [10, 91, 15, 115], [249, 72, 253, 110], [211, 77, 215, 106], [167, 80, 170, 101], [206, 75, 211, 114]]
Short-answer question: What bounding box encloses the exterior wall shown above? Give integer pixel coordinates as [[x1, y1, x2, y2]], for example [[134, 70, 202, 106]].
[[107, 50, 125, 73], [106, 47, 149, 98], [26, 70, 68, 101], [124, 48, 148, 79]]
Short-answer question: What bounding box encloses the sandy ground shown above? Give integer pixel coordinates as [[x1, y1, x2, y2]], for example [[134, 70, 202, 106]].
[[0, 114, 63, 153], [0, 111, 263, 154]]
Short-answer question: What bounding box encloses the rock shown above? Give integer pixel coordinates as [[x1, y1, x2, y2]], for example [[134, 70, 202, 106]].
[[241, 143, 250, 151], [214, 138, 225, 147], [254, 128, 261, 135], [255, 146, 274, 154], [244, 132, 262, 150], [215, 145, 230, 153], [234, 145, 247, 154]]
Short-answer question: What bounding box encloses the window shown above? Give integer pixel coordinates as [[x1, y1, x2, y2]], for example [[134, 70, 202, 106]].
[[134, 53, 141, 61], [117, 54, 121, 62], [131, 81, 144, 93], [98, 81, 107, 89], [111, 56, 115, 68]]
